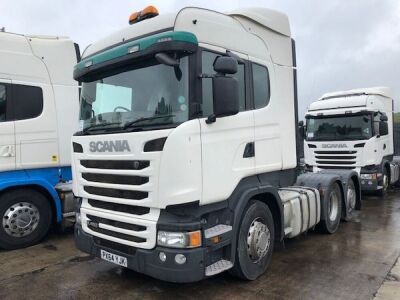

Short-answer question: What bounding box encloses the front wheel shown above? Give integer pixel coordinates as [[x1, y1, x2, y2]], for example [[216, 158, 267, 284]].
[[0, 189, 52, 250], [230, 200, 275, 280], [318, 183, 342, 234]]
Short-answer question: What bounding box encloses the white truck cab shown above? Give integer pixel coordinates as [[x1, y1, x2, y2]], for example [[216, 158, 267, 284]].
[[72, 6, 360, 282], [0, 32, 80, 249], [304, 87, 400, 196]]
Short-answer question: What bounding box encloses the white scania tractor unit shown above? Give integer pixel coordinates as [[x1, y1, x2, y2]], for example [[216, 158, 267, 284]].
[[0, 32, 80, 249], [72, 6, 361, 282], [304, 87, 400, 196]]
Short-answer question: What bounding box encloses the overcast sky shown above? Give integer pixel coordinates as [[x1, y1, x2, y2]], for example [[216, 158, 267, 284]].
[[1, 0, 399, 116]]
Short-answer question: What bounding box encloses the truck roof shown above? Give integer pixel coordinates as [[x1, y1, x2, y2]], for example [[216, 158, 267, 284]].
[[83, 7, 292, 62], [319, 87, 392, 100]]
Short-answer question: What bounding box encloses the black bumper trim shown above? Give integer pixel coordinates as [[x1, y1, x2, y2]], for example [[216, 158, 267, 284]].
[[75, 225, 206, 283]]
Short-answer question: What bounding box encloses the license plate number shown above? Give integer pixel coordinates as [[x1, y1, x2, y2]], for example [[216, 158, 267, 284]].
[[100, 249, 127, 267]]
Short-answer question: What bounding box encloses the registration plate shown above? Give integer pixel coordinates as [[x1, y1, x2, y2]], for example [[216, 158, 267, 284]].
[[100, 249, 128, 267]]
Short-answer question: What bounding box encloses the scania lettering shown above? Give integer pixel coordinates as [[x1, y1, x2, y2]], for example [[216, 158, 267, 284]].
[[0, 31, 80, 249], [89, 140, 131, 153], [72, 6, 361, 282], [304, 87, 400, 196]]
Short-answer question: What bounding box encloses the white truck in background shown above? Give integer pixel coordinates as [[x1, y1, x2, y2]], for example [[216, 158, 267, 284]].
[[304, 87, 400, 196], [72, 6, 361, 282], [0, 32, 80, 249]]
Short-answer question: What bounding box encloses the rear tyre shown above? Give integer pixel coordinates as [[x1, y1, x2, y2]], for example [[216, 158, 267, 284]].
[[377, 168, 389, 198], [0, 189, 52, 250], [318, 183, 342, 234], [230, 200, 274, 280], [344, 180, 357, 221]]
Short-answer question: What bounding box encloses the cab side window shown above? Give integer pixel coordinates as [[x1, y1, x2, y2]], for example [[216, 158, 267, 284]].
[[0, 84, 43, 122], [13, 85, 43, 120], [201, 51, 246, 117], [252, 63, 270, 109], [0, 84, 6, 122]]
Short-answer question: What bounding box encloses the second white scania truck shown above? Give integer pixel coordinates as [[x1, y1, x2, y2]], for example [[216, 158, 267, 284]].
[[304, 87, 400, 196], [72, 6, 361, 282]]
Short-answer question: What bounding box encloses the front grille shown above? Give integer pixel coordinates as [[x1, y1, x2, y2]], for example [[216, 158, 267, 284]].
[[94, 237, 137, 256], [82, 173, 149, 185], [88, 224, 146, 243], [315, 151, 357, 155], [88, 199, 150, 215], [80, 160, 149, 170], [87, 214, 146, 231], [84, 186, 148, 200], [314, 150, 358, 168], [318, 166, 356, 170]]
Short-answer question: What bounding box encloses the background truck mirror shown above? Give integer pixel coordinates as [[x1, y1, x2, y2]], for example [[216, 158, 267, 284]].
[[298, 121, 305, 140], [379, 121, 389, 136]]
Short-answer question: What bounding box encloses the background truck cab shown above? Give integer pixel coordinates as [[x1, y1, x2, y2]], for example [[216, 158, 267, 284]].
[[304, 87, 400, 196], [0, 31, 80, 249]]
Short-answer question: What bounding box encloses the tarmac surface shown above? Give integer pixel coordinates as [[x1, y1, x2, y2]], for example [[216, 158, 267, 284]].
[[0, 190, 399, 300]]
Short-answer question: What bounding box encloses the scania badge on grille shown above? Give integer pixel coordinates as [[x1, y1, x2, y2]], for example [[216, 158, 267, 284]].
[[321, 144, 348, 149], [87, 220, 99, 228], [89, 140, 131, 152]]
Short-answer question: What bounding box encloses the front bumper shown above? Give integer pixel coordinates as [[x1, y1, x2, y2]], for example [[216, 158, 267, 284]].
[[75, 225, 206, 283], [360, 178, 379, 191]]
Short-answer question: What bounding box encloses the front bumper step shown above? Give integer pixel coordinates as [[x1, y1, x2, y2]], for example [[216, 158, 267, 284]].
[[204, 224, 232, 238], [205, 259, 233, 276]]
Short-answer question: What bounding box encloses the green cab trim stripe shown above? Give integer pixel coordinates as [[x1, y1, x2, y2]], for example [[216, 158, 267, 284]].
[[75, 31, 198, 71]]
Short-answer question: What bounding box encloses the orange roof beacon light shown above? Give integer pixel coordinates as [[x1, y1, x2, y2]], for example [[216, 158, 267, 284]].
[[129, 5, 159, 25]]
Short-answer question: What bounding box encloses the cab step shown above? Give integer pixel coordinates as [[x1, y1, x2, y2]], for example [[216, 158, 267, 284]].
[[205, 259, 233, 276], [204, 224, 232, 239]]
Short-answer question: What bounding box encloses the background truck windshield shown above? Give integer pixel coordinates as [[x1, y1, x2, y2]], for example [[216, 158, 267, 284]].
[[306, 114, 373, 141], [79, 57, 189, 132]]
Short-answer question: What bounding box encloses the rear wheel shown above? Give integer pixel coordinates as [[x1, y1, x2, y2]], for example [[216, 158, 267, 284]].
[[318, 183, 342, 234], [230, 200, 274, 280], [344, 180, 357, 221], [0, 189, 52, 250]]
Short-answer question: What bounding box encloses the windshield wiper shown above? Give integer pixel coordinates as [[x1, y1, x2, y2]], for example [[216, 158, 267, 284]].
[[83, 122, 122, 134], [123, 115, 175, 130]]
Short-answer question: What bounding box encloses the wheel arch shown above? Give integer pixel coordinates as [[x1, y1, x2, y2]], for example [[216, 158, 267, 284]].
[[0, 181, 61, 224]]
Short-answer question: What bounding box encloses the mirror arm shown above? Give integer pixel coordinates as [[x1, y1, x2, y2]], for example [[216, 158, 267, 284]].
[[206, 114, 216, 124]]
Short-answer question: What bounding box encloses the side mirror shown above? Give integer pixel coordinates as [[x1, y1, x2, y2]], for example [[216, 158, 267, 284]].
[[380, 114, 388, 122], [208, 56, 239, 122], [298, 120, 305, 140], [379, 121, 389, 136]]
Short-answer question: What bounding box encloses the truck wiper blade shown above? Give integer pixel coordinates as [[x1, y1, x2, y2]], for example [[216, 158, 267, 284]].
[[123, 115, 175, 129], [83, 122, 122, 133]]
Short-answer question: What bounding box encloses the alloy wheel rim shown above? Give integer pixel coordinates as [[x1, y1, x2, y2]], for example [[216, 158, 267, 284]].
[[2, 202, 40, 237], [247, 217, 270, 263]]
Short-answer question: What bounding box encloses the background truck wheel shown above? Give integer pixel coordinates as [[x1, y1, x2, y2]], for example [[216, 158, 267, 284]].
[[230, 200, 274, 280], [0, 189, 52, 250], [318, 183, 342, 234], [377, 168, 389, 198], [344, 179, 357, 221]]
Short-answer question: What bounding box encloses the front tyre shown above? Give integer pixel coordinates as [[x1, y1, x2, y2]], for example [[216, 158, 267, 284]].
[[230, 200, 274, 280], [0, 189, 52, 250], [318, 183, 342, 234]]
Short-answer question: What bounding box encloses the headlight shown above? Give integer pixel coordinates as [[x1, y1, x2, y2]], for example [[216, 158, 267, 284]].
[[157, 230, 201, 248], [360, 173, 377, 180]]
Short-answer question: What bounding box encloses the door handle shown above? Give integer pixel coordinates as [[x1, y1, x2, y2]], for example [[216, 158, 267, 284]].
[[383, 144, 386, 150], [1, 145, 14, 157]]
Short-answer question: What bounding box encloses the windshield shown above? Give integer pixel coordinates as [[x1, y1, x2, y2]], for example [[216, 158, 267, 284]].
[[79, 57, 189, 133], [306, 114, 373, 141]]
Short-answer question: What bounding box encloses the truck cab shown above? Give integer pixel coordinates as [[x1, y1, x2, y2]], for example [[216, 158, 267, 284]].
[[72, 6, 359, 282], [0, 32, 80, 249], [304, 87, 399, 195]]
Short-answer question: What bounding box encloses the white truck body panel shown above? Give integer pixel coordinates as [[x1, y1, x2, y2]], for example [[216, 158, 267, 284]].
[[0, 32, 79, 172]]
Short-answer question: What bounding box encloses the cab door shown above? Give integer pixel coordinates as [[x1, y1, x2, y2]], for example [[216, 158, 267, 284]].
[[0, 79, 16, 171], [199, 49, 255, 205]]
